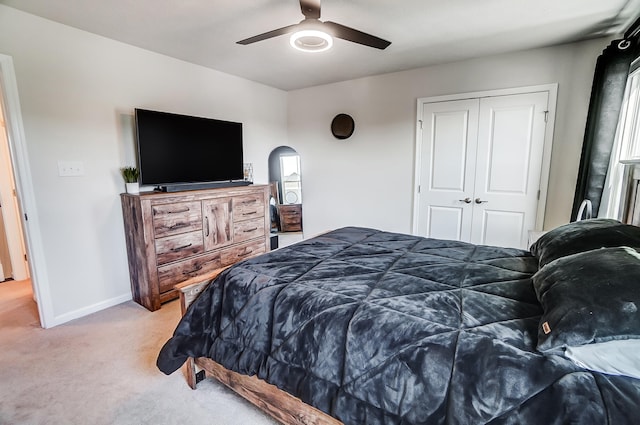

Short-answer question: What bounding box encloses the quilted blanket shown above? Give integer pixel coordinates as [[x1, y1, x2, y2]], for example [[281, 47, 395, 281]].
[[158, 227, 640, 424]]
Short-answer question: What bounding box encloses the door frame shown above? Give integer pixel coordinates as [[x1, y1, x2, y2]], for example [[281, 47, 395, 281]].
[[413, 84, 558, 237], [0, 54, 53, 328]]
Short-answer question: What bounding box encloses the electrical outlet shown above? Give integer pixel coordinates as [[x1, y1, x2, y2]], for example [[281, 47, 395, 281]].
[[58, 161, 85, 177]]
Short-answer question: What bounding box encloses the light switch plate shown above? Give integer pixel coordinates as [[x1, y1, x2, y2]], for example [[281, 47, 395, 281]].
[[58, 161, 85, 177]]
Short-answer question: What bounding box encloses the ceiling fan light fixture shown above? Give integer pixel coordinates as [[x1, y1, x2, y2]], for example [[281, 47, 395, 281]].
[[290, 29, 333, 52]]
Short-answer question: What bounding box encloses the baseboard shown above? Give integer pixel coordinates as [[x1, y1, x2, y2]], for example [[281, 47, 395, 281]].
[[51, 293, 132, 327]]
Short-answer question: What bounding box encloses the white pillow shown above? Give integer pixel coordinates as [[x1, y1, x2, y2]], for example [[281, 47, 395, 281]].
[[565, 339, 640, 380]]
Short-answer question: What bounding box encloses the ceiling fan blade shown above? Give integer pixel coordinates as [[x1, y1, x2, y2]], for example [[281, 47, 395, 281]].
[[237, 24, 299, 45], [300, 0, 321, 19], [323, 21, 391, 50]]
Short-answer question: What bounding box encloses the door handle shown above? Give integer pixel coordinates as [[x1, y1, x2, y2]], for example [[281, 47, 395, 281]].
[[459, 198, 472, 204], [475, 198, 488, 204]]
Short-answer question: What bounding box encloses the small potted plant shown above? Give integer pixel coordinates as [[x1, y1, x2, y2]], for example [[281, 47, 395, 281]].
[[120, 166, 140, 194]]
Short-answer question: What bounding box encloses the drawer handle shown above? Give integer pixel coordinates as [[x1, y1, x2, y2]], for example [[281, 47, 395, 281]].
[[157, 207, 190, 215], [168, 222, 188, 230], [205, 218, 210, 237], [171, 243, 193, 252], [244, 227, 258, 233], [182, 265, 203, 275], [242, 211, 257, 215], [238, 249, 253, 257], [242, 199, 257, 204]]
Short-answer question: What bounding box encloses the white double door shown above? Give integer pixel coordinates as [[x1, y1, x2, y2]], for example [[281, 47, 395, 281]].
[[414, 89, 552, 249]]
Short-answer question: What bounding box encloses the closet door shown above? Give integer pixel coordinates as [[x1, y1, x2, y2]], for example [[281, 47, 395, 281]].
[[471, 92, 549, 248], [416, 99, 479, 241], [415, 88, 551, 249]]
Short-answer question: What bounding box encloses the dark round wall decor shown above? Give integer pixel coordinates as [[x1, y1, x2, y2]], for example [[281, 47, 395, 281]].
[[331, 113, 355, 140]]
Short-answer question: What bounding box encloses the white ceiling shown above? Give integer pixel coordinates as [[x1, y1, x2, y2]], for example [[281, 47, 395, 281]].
[[2, 0, 639, 91]]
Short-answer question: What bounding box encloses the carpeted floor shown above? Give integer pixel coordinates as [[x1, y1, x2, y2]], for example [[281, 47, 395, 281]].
[[0, 279, 277, 425]]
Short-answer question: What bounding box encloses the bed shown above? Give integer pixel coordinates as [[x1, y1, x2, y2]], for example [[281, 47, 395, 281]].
[[157, 221, 640, 424]]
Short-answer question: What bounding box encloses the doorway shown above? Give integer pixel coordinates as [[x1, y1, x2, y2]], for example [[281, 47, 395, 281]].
[[0, 88, 29, 282], [0, 54, 45, 327]]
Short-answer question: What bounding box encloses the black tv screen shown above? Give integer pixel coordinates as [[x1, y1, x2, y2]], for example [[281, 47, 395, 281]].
[[135, 108, 244, 188]]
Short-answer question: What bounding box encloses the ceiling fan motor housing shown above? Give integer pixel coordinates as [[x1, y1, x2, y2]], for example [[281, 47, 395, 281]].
[[290, 19, 333, 52]]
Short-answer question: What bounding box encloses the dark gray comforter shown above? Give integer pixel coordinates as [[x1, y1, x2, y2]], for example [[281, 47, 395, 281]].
[[157, 227, 640, 424]]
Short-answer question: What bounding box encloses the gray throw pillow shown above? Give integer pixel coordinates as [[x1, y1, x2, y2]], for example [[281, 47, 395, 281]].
[[530, 218, 640, 267], [532, 246, 640, 353]]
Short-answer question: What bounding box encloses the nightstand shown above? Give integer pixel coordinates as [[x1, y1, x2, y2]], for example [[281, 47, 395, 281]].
[[278, 204, 302, 232]]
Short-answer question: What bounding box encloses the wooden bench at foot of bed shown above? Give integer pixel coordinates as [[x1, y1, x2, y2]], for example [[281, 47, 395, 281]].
[[174, 269, 343, 425]]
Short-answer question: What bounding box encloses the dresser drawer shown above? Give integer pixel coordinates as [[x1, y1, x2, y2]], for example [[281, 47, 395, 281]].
[[281, 221, 302, 232], [221, 239, 266, 266], [233, 217, 265, 243], [233, 194, 265, 221], [155, 231, 204, 266], [282, 214, 301, 226], [152, 201, 202, 238], [157, 251, 222, 293]]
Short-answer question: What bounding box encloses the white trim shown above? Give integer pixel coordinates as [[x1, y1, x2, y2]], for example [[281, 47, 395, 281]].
[[412, 103, 425, 236], [0, 54, 54, 328], [618, 67, 640, 162], [538, 84, 558, 230], [415, 84, 558, 104], [51, 293, 132, 326], [413, 83, 558, 235]]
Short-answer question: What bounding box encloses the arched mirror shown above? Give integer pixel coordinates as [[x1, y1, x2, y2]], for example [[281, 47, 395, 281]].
[[268, 146, 303, 245]]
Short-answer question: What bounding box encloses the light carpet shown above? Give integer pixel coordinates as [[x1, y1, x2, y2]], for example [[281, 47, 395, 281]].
[[0, 279, 277, 425]]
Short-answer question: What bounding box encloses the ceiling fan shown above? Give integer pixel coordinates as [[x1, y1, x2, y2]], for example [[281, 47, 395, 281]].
[[237, 0, 391, 52]]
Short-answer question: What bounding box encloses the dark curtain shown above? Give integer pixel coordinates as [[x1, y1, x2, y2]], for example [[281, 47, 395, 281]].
[[571, 38, 639, 220]]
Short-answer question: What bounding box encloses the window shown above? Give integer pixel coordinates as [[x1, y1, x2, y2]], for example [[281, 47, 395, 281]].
[[602, 61, 640, 221]]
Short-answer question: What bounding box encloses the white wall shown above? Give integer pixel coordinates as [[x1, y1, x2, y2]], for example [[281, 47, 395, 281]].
[[0, 5, 288, 325], [288, 38, 610, 237]]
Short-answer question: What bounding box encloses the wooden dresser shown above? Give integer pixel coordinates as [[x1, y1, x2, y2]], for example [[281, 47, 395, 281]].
[[120, 185, 270, 311], [278, 204, 302, 232]]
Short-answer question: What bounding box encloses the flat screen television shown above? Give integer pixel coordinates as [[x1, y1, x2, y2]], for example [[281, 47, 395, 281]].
[[134, 108, 248, 192]]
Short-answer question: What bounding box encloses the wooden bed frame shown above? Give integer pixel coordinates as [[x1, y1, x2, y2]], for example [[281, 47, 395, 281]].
[[174, 269, 343, 425]]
